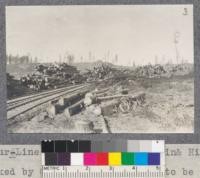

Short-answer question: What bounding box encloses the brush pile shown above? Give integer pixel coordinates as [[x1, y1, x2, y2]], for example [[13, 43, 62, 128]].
[[84, 63, 120, 81], [135, 63, 193, 78]]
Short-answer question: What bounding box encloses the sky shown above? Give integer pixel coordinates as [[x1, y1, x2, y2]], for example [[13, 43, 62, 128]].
[[6, 5, 193, 66]]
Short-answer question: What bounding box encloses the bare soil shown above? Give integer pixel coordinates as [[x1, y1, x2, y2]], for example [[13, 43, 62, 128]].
[[105, 76, 194, 133]]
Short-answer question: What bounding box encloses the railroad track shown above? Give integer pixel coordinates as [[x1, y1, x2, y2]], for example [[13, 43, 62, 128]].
[[7, 84, 85, 111], [7, 83, 92, 120]]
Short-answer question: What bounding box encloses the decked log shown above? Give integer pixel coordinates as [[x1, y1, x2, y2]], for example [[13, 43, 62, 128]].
[[84, 92, 98, 106], [98, 95, 125, 101], [59, 90, 88, 107], [121, 89, 129, 95], [47, 104, 62, 117], [93, 88, 109, 94], [64, 99, 85, 117], [100, 99, 119, 116], [96, 92, 107, 97], [98, 92, 145, 102]]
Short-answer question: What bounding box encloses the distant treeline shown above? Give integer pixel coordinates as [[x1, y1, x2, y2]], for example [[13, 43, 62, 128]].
[[7, 54, 38, 64]]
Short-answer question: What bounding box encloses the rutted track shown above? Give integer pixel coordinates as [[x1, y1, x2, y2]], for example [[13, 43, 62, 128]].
[[7, 83, 92, 120], [7, 84, 85, 111]]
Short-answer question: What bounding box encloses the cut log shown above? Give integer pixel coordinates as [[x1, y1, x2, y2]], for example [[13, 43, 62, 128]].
[[64, 99, 85, 117], [96, 92, 107, 97], [121, 89, 129, 95], [84, 97, 94, 106], [58, 97, 67, 106], [100, 99, 119, 116], [93, 88, 109, 94], [47, 104, 62, 118], [84, 92, 97, 106], [98, 94, 126, 101], [98, 92, 145, 102], [59, 90, 88, 107], [84, 88, 109, 106], [48, 100, 58, 105]]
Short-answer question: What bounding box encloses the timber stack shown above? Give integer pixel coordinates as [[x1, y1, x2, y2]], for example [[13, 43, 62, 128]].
[[46, 86, 145, 119]]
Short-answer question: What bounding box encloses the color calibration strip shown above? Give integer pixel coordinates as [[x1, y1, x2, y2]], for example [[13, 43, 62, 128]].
[[42, 152, 161, 166], [41, 140, 164, 166], [41, 140, 164, 153]]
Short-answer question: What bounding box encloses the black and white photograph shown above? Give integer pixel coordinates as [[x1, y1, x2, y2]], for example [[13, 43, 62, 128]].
[[6, 5, 194, 133]]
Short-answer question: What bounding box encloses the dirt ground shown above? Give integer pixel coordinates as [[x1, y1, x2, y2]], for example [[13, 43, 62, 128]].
[[105, 76, 194, 133], [9, 76, 194, 133], [9, 105, 108, 133]]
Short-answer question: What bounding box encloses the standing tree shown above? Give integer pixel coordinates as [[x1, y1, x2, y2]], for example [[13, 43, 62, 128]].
[[114, 54, 118, 65], [34, 57, 38, 63], [67, 54, 75, 65], [174, 32, 180, 64]]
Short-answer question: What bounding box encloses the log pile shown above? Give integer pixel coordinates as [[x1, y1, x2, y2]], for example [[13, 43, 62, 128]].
[[46, 86, 145, 119], [46, 90, 88, 118], [84, 90, 145, 116]]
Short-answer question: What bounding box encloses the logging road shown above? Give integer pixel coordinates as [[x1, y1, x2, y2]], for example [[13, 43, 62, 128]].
[[7, 83, 91, 120]]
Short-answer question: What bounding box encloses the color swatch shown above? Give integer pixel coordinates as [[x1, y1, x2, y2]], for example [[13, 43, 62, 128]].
[[41, 140, 164, 153], [42, 152, 161, 166], [96, 152, 108, 165], [41, 140, 164, 166], [122, 152, 134, 165], [108, 152, 121, 165], [134, 152, 148, 165]]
